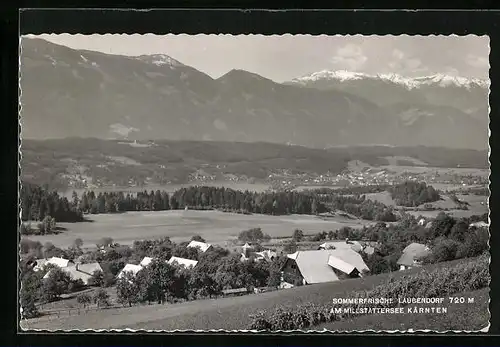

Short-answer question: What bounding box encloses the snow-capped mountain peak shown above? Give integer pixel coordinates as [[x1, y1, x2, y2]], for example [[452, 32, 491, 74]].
[[292, 70, 489, 89], [134, 54, 183, 67]]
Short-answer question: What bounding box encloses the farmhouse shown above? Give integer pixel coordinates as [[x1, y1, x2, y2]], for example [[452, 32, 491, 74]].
[[318, 240, 363, 253], [469, 221, 489, 229], [254, 249, 277, 262], [168, 256, 198, 269], [187, 240, 212, 253], [34, 257, 73, 271], [281, 249, 369, 286], [43, 262, 102, 285], [397, 243, 431, 271], [140, 256, 153, 267], [117, 263, 143, 279]]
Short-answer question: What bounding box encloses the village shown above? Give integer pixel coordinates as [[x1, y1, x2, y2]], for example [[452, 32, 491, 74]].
[[22, 212, 489, 318]]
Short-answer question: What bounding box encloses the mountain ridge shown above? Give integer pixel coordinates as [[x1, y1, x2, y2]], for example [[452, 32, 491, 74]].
[[19, 37, 489, 150]]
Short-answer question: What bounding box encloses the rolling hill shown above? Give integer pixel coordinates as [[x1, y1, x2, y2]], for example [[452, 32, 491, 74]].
[[20, 38, 489, 150], [20, 138, 489, 190]]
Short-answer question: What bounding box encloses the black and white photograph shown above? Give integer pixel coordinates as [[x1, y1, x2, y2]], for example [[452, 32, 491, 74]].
[[18, 32, 490, 332]]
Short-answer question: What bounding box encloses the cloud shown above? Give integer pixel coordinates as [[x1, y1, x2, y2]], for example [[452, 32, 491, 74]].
[[331, 44, 367, 71], [466, 54, 489, 69], [392, 49, 405, 60]]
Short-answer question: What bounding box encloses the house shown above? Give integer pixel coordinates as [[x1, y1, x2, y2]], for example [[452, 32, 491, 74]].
[[254, 250, 277, 262], [117, 264, 143, 279], [240, 253, 249, 262], [33, 259, 48, 272], [187, 240, 212, 253], [221, 287, 248, 296], [397, 243, 431, 271], [281, 249, 369, 286], [140, 256, 153, 267], [43, 262, 102, 285], [469, 221, 489, 229], [75, 262, 103, 276], [168, 256, 198, 269], [417, 218, 426, 226], [318, 240, 364, 254], [47, 257, 73, 268]]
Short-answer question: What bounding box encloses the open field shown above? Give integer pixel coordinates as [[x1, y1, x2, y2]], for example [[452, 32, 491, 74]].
[[22, 210, 373, 250], [317, 288, 490, 332], [365, 191, 488, 219], [20, 257, 482, 331]]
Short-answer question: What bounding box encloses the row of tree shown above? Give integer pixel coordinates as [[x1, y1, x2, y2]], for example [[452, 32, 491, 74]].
[[76, 187, 328, 216], [20, 182, 84, 222]]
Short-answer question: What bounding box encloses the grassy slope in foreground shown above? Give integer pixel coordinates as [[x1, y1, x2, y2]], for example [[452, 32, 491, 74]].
[[21, 257, 480, 331], [316, 288, 489, 332]]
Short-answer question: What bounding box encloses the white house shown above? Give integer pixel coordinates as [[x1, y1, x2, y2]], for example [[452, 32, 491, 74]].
[[140, 256, 153, 267], [397, 243, 431, 271], [187, 240, 212, 253], [469, 221, 489, 229], [42, 262, 102, 286], [117, 264, 143, 279], [168, 256, 198, 269], [281, 249, 369, 286], [47, 257, 73, 268]]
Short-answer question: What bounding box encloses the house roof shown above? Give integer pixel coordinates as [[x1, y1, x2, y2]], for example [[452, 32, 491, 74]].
[[319, 241, 363, 253], [47, 257, 72, 268], [327, 256, 356, 275], [286, 250, 339, 284], [255, 250, 277, 261], [140, 256, 153, 267], [286, 249, 369, 284], [328, 249, 369, 274], [62, 266, 93, 285], [397, 243, 431, 266], [33, 259, 48, 272], [187, 240, 212, 253], [168, 256, 198, 269], [76, 262, 102, 275], [117, 264, 143, 278], [470, 221, 489, 228]]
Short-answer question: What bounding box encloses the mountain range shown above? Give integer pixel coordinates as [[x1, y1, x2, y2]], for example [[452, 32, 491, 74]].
[[20, 38, 490, 150]]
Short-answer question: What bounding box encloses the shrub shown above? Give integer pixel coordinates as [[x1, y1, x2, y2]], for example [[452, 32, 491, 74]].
[[93, 288, 110, 308], [76, 292, 92, 308]]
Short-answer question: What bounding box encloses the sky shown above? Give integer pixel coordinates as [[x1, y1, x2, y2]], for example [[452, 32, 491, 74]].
[[30, 34, 490, 82]]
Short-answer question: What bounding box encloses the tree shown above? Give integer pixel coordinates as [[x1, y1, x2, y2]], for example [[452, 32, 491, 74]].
[[41, 267, 71, 302], [327, 230, 335, 240], [116, 272, 140, 307], [73, 238, 84, 249], [238, 228, 269, 243], [450, 220, 469, 242], [283, 240, 297, 254], [427, 238, 461, 263], [292, 229, 304, 242], [429, 212, 456, 239], [191, 235, 206, 243], [88, 270, 104, 287], [311, 199, 318, 215], [20, 272, 42, 318], [76, 292, 92, 309], [72, 191, 79, 208], [93, 288, 110, 308], [146, 260, 177, 304], [97, 237, 114, 249]]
